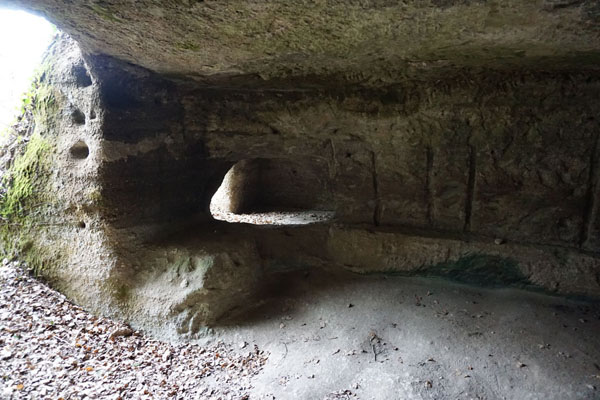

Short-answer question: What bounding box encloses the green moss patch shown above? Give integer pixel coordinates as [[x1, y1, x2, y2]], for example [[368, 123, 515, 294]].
[[87, 3, 123, 23], [176, 41, 200, 51], [0, 130, 56, 275], [1, 132, 52, 221], [0, 75, 60, 275]]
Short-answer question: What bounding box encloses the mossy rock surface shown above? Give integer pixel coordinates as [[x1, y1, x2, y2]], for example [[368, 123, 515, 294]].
[[0, 64, 62, 276]]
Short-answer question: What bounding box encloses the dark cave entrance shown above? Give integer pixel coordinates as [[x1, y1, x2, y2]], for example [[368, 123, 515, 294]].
[[210, 158, 335, 225]]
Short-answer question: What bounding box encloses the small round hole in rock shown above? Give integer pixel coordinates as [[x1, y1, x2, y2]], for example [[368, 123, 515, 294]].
[[70, 140, 89, 160], [71, 108, 86, 125], [77, 221, 86, 229], [89, 109, 97, 120], [72, 64, 93, 88]]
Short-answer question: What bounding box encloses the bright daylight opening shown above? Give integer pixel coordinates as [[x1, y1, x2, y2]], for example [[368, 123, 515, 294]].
[[210, 159, 335, 225], [0, 8, 56, 139]]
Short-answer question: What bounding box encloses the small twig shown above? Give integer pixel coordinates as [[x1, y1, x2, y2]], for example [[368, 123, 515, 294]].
[[53, 334, 70, 346], [278, 341, 288, 364], [369, 331, 381, 362]]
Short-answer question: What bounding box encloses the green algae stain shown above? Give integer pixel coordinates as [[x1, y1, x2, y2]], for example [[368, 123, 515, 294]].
[[87, 3, 122, 23], [0, 130, 57, 276], [176, 41, 200, 51], [0, 71, 61, 276], [422, 254, 529, 288], [0, 132, 52, 221]]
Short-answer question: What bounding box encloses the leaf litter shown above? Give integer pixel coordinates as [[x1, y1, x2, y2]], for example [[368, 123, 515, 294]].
[[0, 259, 268, 399]]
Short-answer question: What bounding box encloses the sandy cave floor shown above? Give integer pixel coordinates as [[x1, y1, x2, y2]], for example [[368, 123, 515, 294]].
[[1, 261, 600, 399], [210, 210, 335, 226]]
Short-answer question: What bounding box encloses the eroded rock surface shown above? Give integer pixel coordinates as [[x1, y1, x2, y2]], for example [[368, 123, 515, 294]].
[[1, 1, 600, 338], [6, 0, 600, 82]]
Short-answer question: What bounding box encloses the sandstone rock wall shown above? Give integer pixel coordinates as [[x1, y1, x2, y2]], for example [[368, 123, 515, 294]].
[[7, 0, 600, 80], [1, 18, 599, 337], [93, 58, 600, 252], [210, 160, 261, 214], [0, 36, 119, 317]]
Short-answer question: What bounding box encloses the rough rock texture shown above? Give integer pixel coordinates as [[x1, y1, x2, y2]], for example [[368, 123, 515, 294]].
[[211, 158, 334, 215], [6, 0, 600, 83], [2, 0, 600, 337], [0, 36, 114, 315], [210, 160, 261, 214]]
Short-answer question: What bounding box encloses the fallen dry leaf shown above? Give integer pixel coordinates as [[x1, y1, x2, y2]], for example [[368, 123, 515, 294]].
[[0, 261, 269, 399]]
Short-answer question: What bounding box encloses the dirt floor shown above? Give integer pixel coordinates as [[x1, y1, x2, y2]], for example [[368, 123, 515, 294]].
[[213, 270, 600, 400], [2, 260, 600, 399]]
